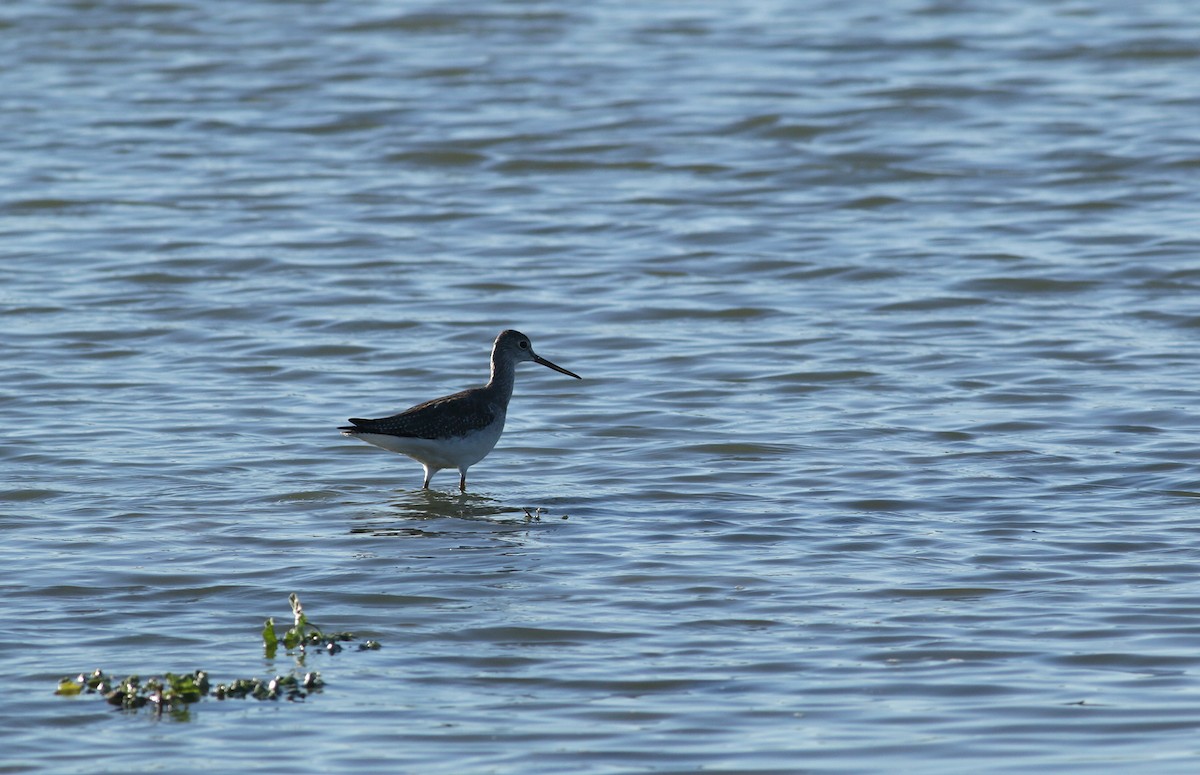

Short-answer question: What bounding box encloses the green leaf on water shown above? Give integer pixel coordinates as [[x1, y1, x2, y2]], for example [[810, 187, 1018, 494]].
[[55, 678, 83, 696], [282, 624, 302, 650], [262, 617, 279, 658]]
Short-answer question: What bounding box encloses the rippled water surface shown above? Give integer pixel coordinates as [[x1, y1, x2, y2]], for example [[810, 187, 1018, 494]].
[[4, 1, 1200, 772]]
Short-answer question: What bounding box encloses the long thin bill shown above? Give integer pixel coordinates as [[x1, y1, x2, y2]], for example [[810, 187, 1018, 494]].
[[534, 353, 582, 379]]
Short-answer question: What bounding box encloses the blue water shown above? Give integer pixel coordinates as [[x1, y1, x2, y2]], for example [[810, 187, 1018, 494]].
[[3, 1, 1200, 772]]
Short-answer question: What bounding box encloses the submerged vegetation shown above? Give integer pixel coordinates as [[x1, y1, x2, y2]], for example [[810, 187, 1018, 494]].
[[55, 594, 379, 717]]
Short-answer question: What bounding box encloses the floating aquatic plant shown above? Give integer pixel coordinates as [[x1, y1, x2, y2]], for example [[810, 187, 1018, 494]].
[[262, 592, 359, 659], [55, 668, 322, 713], [55, 594, 377, 717], [522, 507, 569, 521]]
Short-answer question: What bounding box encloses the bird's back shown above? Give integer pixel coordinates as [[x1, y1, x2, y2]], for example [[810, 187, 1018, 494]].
[[340, 386, 501, 441]]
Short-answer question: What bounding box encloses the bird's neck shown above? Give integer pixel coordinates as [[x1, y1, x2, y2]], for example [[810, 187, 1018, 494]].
[[486, 350, 516, 400]]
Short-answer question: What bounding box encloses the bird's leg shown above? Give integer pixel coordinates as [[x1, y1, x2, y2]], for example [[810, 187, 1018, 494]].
[[421, 466, 433, 489], [459, 471, 467, 492]]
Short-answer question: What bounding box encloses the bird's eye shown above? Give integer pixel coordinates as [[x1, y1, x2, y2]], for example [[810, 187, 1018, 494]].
[[519, 340, 529, 349]]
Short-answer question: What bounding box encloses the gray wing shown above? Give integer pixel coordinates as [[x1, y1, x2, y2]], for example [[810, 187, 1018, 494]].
[[340, 388, 498, 440]]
